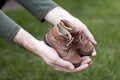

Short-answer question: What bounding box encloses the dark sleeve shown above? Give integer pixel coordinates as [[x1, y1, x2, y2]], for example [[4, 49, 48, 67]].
[[0, 10, 21, 42], [16, 0, 58, 22]]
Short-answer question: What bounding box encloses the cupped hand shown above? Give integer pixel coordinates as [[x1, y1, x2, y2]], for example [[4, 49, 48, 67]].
[[45, 7, 97, 56], [36, 41, 93, 73], [65, 17, 97, 56]]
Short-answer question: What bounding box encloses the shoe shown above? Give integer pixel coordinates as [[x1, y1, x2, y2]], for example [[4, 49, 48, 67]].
[[59, 20, 94, 56], [44, 22, 81, 68], [72, 31, 94, 56]]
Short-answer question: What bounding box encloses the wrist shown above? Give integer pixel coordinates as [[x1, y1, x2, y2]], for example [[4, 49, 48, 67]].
[[13, 28, 40, 55]]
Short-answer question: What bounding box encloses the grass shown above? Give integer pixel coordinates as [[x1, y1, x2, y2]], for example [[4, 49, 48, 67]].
[[0, 0, 120, 80]]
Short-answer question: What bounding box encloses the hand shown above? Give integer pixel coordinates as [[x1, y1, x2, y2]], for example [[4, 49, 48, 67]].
[[36, 41, 92, 73], [45, 7, 97, 56], [66, 17, 97, 56]]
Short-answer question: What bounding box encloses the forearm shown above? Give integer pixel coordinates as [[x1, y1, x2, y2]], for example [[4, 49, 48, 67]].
[[13, 28, 59, 61], [0, 10, 41, 55], [13, 28, 41, 55], [16, 0, 58, 22], [0, 10, 21, 41]]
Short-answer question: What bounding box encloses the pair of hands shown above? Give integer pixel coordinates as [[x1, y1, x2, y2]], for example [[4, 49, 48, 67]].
[[41, 7, 97, 73], [14, 7, 97, 73], [39, 19, 96, 73]]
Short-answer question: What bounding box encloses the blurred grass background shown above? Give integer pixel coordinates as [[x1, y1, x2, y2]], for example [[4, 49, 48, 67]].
[[0, 0, 120, 80]]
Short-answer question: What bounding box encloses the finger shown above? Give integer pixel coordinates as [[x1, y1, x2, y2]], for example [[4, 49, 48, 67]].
[[83, 29, 97, 45], [81, 57, 92, 65], [52, 63, 89, 73], [81, 56, 90, 60], [55, 58, 75, 70], [51, 63, 74, 73], [71, 64, 89, 73], [91, 49, 96, 56], [51, 58, 91, 73], [68, 56, 91, 73], [89, 60, 92, 66]]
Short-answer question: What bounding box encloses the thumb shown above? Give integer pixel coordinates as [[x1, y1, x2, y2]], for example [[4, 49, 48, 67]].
[[56, 58, 75, 70], [84, 29, 97, 45]]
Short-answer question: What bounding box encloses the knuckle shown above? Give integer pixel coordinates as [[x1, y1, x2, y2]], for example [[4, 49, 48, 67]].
[[49, 57, 57, 64]]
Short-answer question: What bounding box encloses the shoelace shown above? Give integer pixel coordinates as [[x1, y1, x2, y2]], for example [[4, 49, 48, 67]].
[[55, 34, 74, 50], [54, 34, 74, 57], [70, 31, 89, 49]]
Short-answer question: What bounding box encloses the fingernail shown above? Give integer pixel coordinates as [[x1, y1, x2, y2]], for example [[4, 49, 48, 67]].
[[94, 40, 97, 45], [69, 66, 74, 70]]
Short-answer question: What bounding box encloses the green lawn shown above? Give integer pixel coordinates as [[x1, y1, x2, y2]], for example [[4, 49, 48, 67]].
[[0, 0, 120, 80]]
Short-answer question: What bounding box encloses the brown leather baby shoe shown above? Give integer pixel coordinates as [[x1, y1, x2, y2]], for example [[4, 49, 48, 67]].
[[59, 20, 94, 56], [44, 22, 81, 68], [72, 31, 94, 56]]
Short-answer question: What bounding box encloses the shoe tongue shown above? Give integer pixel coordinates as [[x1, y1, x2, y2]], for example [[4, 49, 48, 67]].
[[57, 24, 72, 39], [61, 20, 75, 31]]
